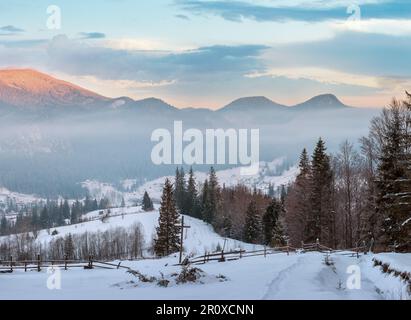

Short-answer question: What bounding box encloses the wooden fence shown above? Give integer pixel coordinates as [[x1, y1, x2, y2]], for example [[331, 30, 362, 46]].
[[0, 254, 133, 273], [0, 241, 370, 273], [183, 241, 369, 266]]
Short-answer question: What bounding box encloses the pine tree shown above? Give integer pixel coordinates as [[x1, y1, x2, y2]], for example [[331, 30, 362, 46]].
[[0, 214, 8, 235], [70, 200, 81, 224], [268, 183, 275, 198], [186, 167, 200, 217], [308, 138, 335, 247], [142, 191, 154, 211], [64, 233, 75, 259], [285, 148, 312, 246], [174, 167, 187, 213], [40, 206, 50, 229], [243, 200, 261, 244], [376, 100, 411, 250], [62, 199, 70, 221], [263, 199, 285, 246], [31, 206, 39, 229], [154, 179, 181, 256], [200, 179, 213, 223], [202, 167, 220, 224]]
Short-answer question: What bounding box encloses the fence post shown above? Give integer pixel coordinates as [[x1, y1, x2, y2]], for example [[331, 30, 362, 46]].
[[264, 245, 267, 258], [203, 252, 206, 264], [301, 241, 304, 251], [239, 250, 242, 259], [88, 255, 94, 269], [37, 254, 41, 272], [10, 256, 13, 272], [316, 238, 320, 251], [287, 246, 290, 256], [64, 255, 68, 270], [24, 260, 27, 272], [220, 250, 225, 262]]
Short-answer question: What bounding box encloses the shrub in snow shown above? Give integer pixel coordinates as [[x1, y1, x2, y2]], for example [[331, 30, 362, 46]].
[[157, 272, 170, 287], [127, 269, 156, 283], [175, 266, 205, 284]]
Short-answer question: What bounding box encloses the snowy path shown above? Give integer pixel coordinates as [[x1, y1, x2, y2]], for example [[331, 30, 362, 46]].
[[263, 253, 382, 300]]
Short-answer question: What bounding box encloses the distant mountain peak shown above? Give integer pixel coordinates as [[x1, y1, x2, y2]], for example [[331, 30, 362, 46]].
[[293, 94, 348, 110], [0, 68, 108, 108], [219, 96, 285, 112]]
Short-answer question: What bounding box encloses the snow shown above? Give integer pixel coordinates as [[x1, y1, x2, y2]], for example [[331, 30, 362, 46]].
[[1, 206, 261, 257], [1, 251, 409, 300], [0, 204, 409, 300], [0, 187, 42, 207], [371, 253, 411, 273], [81, 158, 298, 206]]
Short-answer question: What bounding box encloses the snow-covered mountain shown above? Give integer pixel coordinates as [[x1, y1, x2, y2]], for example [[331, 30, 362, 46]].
[[0, 69, 350, 112], [0, 69, 109, 109]]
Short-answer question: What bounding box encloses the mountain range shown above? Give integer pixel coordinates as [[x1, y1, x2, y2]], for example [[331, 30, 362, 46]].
[[0, 69, 381, 198], [0, 69, 350, 114]]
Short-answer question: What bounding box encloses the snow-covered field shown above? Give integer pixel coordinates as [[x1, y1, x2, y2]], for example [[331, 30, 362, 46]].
[[8, 206, 260, 256], [1, 251, 410, 300], [0, 206, 410, 300]]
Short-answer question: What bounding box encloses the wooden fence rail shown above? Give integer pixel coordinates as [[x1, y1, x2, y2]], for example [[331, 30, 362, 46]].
[[183, 242, 368, 266], [0, 242, 370, 273]]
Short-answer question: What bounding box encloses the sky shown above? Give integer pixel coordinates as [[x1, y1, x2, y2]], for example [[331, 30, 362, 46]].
[[0, 0, 410, 109]]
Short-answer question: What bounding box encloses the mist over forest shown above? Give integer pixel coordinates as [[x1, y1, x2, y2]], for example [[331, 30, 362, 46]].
[[0, 92, 379, 198]]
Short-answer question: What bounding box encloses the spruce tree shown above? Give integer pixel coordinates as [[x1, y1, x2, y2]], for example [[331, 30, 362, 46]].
[[40, 206, 50, 229], [0, 214, 8, 235], [174, 167, 187, 213], [268, 183, 275, 198], [243, 200, 261, 244], [203, 167, 220, 224], [186, 167, 200, 217], [62, 199, 70, 221], [263, 199, 285, 246], [142, 191, 154, 211], [64, 233, 75, 259], [376, 100, 411, 250], [31, 206, 39, 229], [154, 179, 181, 256], [201, 179, 213, 223], [308, 138, 335, 247], [285, 148, 312, 246]]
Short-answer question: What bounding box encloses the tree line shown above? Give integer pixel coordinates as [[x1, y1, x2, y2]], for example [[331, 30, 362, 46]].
[[0, 223, 145, 261], [285, 93, 411, 252], [0, 196, 114, 236], [155, 93, 411, 254]]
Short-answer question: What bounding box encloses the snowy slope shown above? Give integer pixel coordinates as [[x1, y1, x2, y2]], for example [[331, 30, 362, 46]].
[[1, 204, 410, 300], [0, 187, 42, 207], [83, 158, 298, 205], [2, 206, 261, 257]]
